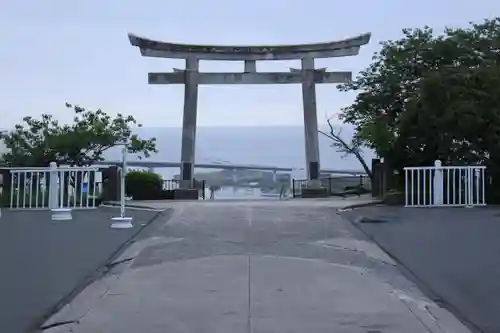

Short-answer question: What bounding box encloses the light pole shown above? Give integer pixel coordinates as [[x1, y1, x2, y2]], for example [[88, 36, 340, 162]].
[[110, 138, 133, 229]]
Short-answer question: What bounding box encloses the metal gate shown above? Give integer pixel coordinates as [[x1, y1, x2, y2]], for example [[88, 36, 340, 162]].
[[404, 160, 486, 207], [8, 162, 101, 210]]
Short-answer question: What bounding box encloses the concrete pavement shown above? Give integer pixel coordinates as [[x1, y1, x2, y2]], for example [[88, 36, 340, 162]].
[[0, 207, 166, 333], [107, 194, 378, 209], [41, 200, 471, 333]]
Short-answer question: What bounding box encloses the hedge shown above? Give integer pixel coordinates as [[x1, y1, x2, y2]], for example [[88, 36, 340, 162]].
[[125, 171, 163, 200]]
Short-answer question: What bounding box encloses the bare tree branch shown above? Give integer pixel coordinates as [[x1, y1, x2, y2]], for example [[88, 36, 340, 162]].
[[319, 118, 373, 181]]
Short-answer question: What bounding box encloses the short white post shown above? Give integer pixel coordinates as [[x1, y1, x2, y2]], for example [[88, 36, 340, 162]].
[[50, 162, 73, 220], [465, 167, 474, 208], [48, 162, 59, 210], [475, 168, 481, 205], [111, 139, 133, 229], [433, 160, 444, 206]]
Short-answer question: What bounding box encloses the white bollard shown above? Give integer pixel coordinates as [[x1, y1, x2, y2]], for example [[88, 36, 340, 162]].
[[48, 162, 73, 221], [51, 208, 73, 220], [433, 160, 444, 205], [111, 140, 133, 229], [48, 162, 59, 210]]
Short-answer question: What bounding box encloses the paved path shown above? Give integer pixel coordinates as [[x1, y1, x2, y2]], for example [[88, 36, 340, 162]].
[[341, 206, 500, 333], [0, 207, 165, 333], [42, 201, 470, 333]]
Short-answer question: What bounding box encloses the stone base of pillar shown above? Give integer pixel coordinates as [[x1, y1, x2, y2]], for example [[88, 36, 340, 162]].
[[179, 180, 193, 189], [173, 189, 199, 200], [307, 179, 322, 188]]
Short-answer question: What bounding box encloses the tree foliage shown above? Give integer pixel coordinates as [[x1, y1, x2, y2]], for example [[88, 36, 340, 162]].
[[338, 18, 500, 173], [0, 103, 157, 166]]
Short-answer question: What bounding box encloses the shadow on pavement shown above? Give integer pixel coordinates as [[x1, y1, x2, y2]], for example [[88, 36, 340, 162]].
[[341, 206, 500, 333], [0, 207, 168, 333]]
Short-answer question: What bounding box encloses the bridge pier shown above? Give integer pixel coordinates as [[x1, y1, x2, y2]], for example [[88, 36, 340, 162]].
[[232, 169, 238, 184], [272, 170, 277, 182]]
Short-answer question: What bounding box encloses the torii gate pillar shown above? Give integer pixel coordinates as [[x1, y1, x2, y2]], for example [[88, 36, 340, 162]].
[[301, 57, 321, 185], [180, 57, 199, 187]]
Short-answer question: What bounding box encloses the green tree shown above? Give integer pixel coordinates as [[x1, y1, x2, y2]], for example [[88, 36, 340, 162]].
[[337, 17, 500, 202], [337, 18, 500, 174], [0, 103, 157, 166]]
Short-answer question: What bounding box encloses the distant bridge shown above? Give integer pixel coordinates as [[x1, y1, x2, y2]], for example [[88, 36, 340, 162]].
[[96, 160, 367, 175]]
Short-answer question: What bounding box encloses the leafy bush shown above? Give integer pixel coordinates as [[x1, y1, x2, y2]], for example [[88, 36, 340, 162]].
[[125, 171, 163, 200], [0, 188, 50, 208], [0, 190, 10, 207]]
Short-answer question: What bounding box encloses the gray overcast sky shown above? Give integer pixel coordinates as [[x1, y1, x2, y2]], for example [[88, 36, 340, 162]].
[[1, 1, 498, 127]]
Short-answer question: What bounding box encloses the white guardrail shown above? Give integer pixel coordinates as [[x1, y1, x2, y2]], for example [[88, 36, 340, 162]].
[[8, 162, 102, 210], [404, 160, 486, 207]]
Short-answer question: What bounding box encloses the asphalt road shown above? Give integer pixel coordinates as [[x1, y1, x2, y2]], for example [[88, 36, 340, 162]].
[[341, 206, 500, 333], [0, 207, 166, 333]]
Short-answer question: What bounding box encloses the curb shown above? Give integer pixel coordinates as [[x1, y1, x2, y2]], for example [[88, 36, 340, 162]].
[[101, 201, 165, 210], [338, 200, 383, 211]]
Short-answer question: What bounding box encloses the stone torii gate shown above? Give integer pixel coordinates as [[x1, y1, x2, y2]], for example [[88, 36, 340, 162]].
[[128, 33, 371, 188]]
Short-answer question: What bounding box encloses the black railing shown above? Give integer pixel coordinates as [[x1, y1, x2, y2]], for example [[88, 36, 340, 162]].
[[163, 179, 181, 190], [292, 176, 371, 198], [162, 179, 206, 200], [196, 180, 206, 200]]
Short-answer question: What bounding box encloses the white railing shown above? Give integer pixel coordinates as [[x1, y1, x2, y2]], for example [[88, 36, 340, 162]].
[[8, 162, 102, 210], [404, 160, 486, 207]]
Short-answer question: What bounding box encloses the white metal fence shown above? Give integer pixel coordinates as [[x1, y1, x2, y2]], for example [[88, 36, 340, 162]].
[[404, 160, 486, 207], [8, 162, 102, 210]]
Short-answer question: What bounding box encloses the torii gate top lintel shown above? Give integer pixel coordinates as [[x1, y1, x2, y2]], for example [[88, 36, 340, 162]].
[[127, 33, 371, 61]]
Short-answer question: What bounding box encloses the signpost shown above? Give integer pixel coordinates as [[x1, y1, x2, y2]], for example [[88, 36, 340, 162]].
[[110, 138, 133, 229]]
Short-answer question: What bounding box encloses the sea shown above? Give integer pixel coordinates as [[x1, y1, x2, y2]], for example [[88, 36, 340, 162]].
[[104, 126, 375, 200]]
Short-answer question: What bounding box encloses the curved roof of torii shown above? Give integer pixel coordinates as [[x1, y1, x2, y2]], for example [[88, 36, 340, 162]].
[[128, 33, 371, 61]]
